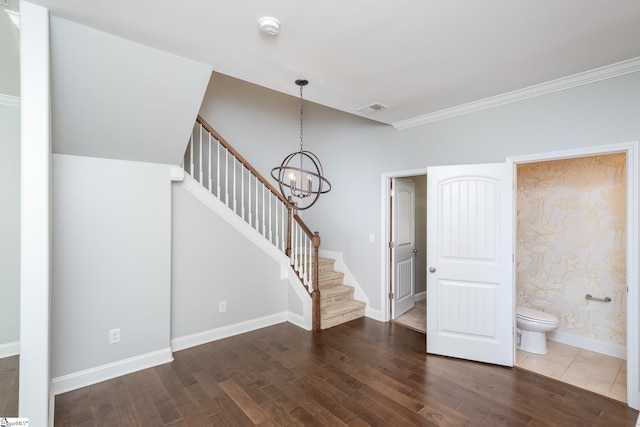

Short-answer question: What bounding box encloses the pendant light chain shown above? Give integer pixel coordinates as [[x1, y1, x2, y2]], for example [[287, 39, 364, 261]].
[[299, 83, 304, 152]]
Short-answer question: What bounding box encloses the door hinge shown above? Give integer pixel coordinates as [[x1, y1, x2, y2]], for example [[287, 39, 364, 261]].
[[389, 241, 395, 249], [389, 292, 394, 300]]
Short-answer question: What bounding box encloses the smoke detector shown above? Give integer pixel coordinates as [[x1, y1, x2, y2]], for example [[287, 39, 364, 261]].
[[259, 17, 280, 36]]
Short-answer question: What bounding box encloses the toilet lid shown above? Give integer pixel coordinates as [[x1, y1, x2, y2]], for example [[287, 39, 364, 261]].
[[516, 306, 558, 323]]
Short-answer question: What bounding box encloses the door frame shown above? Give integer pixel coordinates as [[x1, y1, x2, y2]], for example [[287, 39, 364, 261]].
[[381, 168, 427, 322], [508, 141, 639, 410]]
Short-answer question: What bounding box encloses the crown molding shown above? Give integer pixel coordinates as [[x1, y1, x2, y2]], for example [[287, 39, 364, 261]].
[[0, 94, 20, 107], [392, 57, 640, 130]]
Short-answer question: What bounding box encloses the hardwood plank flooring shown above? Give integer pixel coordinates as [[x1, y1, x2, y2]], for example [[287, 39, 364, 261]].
[[0, 355, 19, 418], [54, 319, 639, 426]]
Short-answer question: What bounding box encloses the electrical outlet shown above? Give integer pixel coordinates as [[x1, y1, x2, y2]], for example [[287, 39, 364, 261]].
[[219, 301, 227, 313], [109, 328, 120, 344]]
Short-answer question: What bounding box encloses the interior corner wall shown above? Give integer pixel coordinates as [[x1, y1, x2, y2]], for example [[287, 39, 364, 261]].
[[0, 8, 20, 97], [171, 184, 287, 341], [0, 103, 20, 350], [198, 71, 640, 315], [52, 154, 172, 378]]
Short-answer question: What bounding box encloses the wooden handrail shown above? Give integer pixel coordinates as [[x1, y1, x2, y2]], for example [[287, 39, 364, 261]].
[[196, 115, 289, 206], [194, 116, 321, 331]]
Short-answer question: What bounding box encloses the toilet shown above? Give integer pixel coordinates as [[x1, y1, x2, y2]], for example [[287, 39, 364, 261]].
[[516, 306, 559, 355]]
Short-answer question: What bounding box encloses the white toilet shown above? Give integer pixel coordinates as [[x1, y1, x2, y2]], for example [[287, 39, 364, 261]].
[[516, 306, 559, 355]]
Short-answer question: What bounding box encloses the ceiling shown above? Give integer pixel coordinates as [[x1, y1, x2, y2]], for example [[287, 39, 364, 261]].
[[24, 1, 640, 128]]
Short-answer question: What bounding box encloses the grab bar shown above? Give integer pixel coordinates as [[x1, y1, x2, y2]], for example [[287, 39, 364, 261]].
[[585, 294, 611, 303]]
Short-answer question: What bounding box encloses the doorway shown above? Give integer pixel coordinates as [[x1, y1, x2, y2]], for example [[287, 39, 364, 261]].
[[509, 142, 639, 410], [382, 170, 427, 332], [379, 142, 638, 410]]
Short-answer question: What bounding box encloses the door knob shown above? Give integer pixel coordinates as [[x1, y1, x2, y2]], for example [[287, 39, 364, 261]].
[[412, 249, 418, 254], [429, 266, 436, 273]]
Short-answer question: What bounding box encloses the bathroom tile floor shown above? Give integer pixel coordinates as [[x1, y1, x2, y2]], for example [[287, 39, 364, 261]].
[[516, 340, 627, 403]]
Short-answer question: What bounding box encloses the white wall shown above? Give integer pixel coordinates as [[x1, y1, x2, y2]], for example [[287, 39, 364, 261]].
[[52, 154, 172, 378], [199, 71, 640, 314], [171, 184, 288, 340], [0, 103, 20, 351]]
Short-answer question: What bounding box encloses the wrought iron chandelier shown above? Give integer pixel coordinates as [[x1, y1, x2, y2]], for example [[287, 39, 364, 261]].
[[271, 79, 331, 210]]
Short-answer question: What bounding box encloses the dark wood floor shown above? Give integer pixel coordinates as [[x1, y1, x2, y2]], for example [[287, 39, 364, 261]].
[[54, 318, 639, 426], [0, 355, 19, 417]]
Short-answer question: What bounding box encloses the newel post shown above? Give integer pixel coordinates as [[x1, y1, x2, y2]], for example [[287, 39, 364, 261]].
[[285, 198, 294, 258], [312, 231, 321, 331]]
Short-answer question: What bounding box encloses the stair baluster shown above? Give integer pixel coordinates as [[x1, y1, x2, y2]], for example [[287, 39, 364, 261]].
[[185, 116, 326, 330]]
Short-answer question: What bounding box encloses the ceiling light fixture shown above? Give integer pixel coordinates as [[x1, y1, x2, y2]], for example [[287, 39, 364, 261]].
[[271, 79, 331, 210], [258, 16, 280, 36]]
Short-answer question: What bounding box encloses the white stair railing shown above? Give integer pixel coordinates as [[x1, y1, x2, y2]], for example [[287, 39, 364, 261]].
[[184, 119, 288, 252]]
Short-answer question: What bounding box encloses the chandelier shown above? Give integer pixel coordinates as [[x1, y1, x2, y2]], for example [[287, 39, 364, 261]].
[[271, 79, 331, 210]]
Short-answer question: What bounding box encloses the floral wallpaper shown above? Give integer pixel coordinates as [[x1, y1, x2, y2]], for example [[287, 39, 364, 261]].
[[516, 153, 626, 346]]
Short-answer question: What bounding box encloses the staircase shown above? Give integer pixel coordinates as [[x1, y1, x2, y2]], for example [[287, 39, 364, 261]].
[[186, 116, 366, 331], [317, 257, 366, 329]]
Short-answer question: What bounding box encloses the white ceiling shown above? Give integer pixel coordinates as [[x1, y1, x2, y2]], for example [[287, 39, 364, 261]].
[[27, 1, 640, 127]]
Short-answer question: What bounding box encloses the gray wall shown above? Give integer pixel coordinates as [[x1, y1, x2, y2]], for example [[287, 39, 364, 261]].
[[200, 71, 640, 313], [0, 6, 20, 97], [48, 15, 213, 378], [0, 1, 20, 350], [49, 16, 212, 164], [171, 185, 288, 339], [0, 103, 20, 348], [52, 155, 172, 377]]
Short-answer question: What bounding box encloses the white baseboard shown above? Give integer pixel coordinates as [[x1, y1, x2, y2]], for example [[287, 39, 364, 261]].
[[171, 312, 289, 352], [287, 311, 310, 331], [0, 341, 19, 358], [365, 307, 384, 322], [414, 292, 426, 302], [51, 347, 173, 396], [548, 330, 626, 360]]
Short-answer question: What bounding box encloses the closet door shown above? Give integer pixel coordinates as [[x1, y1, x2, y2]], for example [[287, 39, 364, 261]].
[[426, 163, 514, 366]]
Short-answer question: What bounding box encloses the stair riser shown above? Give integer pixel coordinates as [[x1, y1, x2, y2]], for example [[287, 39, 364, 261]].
[[302, 263, 335, 273], [321, 308, 365, 330], [321, 292, 355, 306], [319, 278, 345, 289]]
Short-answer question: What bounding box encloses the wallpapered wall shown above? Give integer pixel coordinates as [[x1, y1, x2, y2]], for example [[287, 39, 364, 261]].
[[516, 153, 626, 348]]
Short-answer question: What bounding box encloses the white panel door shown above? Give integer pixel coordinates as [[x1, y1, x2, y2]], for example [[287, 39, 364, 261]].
[[392, 178, 416, 319], [426, 163, 513, 366]]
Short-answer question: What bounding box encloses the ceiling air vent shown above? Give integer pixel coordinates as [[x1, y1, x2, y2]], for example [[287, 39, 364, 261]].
[[357, 103, 388, 114]]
